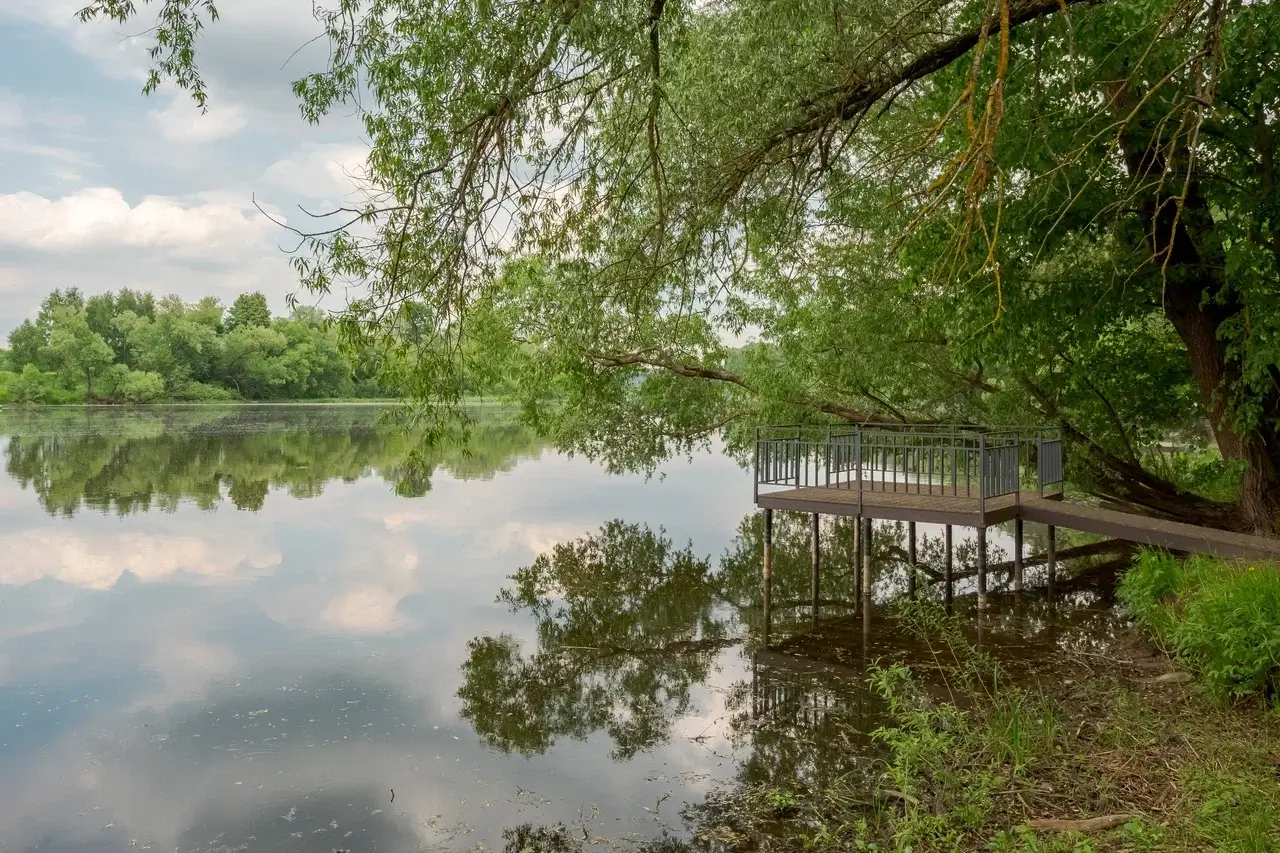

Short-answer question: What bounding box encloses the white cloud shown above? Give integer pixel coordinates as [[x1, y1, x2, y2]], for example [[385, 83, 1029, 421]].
[[0, 187, 278, 257], [0, 529, 282, 589], [320, 585, 404, 633], [149, 95, 247, 143], [261, 143, 371, 199]]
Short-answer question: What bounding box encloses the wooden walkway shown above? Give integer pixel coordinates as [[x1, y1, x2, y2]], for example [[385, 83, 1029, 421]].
[[756, 485, 1280, 561]]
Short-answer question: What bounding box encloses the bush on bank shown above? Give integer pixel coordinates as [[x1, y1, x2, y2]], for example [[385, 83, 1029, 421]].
[[1119, 550, 1280, 702]]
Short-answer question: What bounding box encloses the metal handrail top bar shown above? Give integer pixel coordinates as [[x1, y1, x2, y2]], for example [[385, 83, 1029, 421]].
[[756, 423, 1059, 435]]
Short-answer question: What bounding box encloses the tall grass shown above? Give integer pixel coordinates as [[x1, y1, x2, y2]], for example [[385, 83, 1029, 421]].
[[1119, 550, 1280, 701]]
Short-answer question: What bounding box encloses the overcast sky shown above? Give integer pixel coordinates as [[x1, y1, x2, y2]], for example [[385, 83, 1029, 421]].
[[0, 0, 371, 337]]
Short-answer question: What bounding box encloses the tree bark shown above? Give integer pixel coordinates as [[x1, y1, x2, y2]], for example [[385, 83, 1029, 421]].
[[1111, 86, 1280, 536]]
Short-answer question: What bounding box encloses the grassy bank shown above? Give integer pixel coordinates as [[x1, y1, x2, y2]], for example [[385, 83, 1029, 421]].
[[1119, 551, 1280, 702], [693, 601, 1279, 853]]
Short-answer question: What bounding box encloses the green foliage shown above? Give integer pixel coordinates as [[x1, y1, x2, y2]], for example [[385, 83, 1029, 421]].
[[0, 364, 68, 404], [867, 662, 1060, 851], [87, 288, 156, 360], [115, 369, 167, 403], [990, 826, 1096, 853], [47, 304, 115, 398], [7, 321, 45, 371], [1189, 768, 1280, 853], [0, 406, 544, 516], [225, 291, 272, 331], [3, 289, 439, 402], [458, 521, 730, 759], [70, 0, 1280, 528], [1142, 448, 1246, 504], [1120, 551, 1280, 700]]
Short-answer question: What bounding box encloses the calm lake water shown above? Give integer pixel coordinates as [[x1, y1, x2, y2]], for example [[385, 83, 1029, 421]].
[[0, 406, 1114, 852]]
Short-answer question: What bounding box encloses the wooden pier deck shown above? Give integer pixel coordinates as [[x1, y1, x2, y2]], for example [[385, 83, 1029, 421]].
[[756, 485, 1280, 561]]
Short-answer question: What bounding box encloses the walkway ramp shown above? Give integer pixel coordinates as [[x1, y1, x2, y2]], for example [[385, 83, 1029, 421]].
[[1019, 497, 1280, 561]]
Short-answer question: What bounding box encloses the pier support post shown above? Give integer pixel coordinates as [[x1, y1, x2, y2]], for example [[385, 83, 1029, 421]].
[[1046, 524, 1057, 597], [810, 513, 821, 624], [907, 521, 918, 600], [762, 509, 773, 636], [862, 516, 873, 609], [853, 515, 863, 607], [977, 526, 988, 610], [1013, 517, 1024, 593], [944, 524, 954, 612]]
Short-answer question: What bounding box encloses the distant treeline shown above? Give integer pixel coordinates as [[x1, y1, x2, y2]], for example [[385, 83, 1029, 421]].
[[2, 289, 445, 404]]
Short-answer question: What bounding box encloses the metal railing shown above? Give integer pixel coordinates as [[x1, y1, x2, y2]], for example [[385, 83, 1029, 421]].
[[753, 424, 1065, 511], [1036, 432, 1064, 496]]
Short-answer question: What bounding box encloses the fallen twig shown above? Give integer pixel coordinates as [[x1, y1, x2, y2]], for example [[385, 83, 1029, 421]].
[[880, 788, 922, 807], [1027, 814, 1135, 833]]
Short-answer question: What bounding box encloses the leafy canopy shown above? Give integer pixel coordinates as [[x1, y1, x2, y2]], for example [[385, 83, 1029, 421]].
[[75, 1, 1280, 529]]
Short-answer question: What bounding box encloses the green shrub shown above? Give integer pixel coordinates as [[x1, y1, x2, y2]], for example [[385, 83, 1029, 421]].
[[1120, 551, 1280, 700], [1143, 449, 1245, 504], [118, 370, 166, 403], [0, 364, 77, 404], [175, 381, 239, 402]]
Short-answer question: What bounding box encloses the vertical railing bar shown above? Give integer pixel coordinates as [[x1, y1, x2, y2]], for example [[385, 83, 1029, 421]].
[[929, 443, 935, 495], [754, 427, 760, 502], [1037, 432, 1043, 498], [856, 427, 862, 516]]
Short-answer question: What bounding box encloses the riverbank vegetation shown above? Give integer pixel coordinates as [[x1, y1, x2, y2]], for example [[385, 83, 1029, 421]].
[[1120, 551, 1280, 702], [0, 288, 382, 403], [685, 602, 1280, 853], [0, 287, 519, 405]]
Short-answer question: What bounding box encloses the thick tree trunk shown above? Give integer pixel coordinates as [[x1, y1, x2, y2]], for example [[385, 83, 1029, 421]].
[[1110, 80, 1280, 536], [1162, 273, 1280, 534]]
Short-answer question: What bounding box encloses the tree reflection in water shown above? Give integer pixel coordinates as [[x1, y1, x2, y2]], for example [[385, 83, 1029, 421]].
[[457, 514, 897, 846], [458, 521, 734, 759], [462, 513, 1120, 849], [0, 406, 544, 516]]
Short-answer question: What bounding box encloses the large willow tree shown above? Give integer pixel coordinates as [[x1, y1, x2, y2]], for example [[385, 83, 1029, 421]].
[[81, 0, 1280, 534]]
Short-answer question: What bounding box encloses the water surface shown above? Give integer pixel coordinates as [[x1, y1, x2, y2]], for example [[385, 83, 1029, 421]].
[[0, 406, 1118, 852]]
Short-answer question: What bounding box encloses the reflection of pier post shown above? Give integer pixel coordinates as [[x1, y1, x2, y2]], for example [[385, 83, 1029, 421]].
[[944, 524, 954, 613], [810, 512, 821, 625], [853, 515, 863, 609], [1046, 524, 1057, 602], [763, 508, 773, 643], [861, 517, 873, 611], [1013, 517, 1024, 592], [977, 526, 988, 610], [907, 521, 917, 600]]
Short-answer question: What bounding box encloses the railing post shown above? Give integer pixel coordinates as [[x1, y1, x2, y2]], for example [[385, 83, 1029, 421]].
[[824, 427, 831, 487], [855, 426, 863, 516], [794, 436, 801, 488], [754, 427, 760, 503], [1055, 431, 1064, 496], [979, 431, 986, 516], [1036, 432, 1044, 498]]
